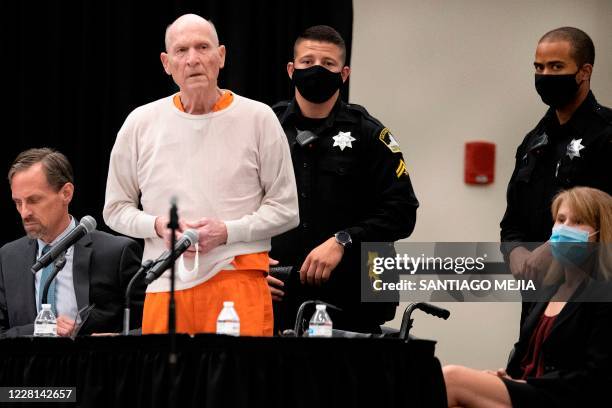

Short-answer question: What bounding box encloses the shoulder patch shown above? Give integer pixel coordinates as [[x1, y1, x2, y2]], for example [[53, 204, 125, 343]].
[[379, 128, 402, 153]]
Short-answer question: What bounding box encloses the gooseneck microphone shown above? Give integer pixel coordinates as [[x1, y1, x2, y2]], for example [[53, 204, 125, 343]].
[[31, 216, 97, 273], [41, 252, 67, 305], [144, 229, 199, 285]]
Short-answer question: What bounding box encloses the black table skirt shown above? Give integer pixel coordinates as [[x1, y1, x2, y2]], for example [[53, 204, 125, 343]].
[[0, 334, 446, 408]]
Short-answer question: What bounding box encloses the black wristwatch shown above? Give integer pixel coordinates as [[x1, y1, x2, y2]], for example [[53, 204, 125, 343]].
[[334, 231, 352, 249]]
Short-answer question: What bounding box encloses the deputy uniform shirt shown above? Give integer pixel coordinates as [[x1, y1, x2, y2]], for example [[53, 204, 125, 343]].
[[271, 98, 419, 330], [501, 91, 612, 254]]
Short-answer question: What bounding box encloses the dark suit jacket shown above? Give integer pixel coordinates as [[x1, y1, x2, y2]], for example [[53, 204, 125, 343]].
[[506, 281, 612, 406], [0, 230, 146, 337]]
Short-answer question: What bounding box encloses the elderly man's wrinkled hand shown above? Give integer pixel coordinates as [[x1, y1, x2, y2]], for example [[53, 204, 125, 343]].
[[155, 215, 189, 250], [185, 218, 228, 254]]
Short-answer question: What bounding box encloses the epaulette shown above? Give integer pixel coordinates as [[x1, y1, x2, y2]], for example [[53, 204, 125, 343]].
[[271, 100, 290, 114], [344, 102, 385, 129], [344, 102, 402, 153], [594, 103, 612, 125]]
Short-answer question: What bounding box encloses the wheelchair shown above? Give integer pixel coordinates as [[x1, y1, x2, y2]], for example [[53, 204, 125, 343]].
[[270, 266, 450, 340]]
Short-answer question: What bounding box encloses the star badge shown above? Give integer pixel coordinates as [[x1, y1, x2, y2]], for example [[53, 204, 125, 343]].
[[566, 138, 584, 160], [332, 131, 356, 151]]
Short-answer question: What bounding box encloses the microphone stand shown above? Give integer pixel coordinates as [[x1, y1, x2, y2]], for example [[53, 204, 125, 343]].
[[122, 259, 154, 335], [41, 252, 67, 306], [167, 199, 179, 408]]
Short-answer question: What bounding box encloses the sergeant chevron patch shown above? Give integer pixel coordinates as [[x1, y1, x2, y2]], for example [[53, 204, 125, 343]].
[[396, 159, 408, 178]]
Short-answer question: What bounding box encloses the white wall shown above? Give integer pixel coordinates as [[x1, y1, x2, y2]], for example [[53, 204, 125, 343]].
[[351, 0, 612, 368]]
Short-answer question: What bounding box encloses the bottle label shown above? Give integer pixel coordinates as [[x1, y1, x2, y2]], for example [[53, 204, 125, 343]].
[[308, 324, 332, 338], [216, 321, 240, 337], [34, 323, 57, 336]]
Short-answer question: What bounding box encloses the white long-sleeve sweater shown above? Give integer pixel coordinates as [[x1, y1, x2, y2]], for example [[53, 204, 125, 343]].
[[103, 92, 299, 292]]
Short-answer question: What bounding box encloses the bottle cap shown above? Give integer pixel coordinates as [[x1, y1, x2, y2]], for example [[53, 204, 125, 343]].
[[316, 304, 326, 310], [41, 304, 51, 310], [223, 301, 234, 307]]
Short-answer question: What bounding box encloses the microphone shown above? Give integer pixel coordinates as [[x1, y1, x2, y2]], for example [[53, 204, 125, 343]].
[[144, 229, 199, 285], [41, 252, 67, 305], [31, 216, 97, 273]]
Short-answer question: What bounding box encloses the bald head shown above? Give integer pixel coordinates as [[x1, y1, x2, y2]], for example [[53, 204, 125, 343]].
[[165, 14, 219, 51]]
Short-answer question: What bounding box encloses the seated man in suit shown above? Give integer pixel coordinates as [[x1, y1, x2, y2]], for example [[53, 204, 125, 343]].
[[0, 148, 145, 337]]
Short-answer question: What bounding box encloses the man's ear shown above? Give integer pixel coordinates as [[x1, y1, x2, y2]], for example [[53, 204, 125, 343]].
[[61, 183, 74, 205], [160, 52, 171, 75], [579, 63, 593, 82], [287, 62, 294, 79], [218, 45, 226, 69], [341, 66, 351, 83]]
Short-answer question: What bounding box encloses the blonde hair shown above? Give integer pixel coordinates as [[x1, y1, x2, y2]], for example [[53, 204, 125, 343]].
[[550, 186, 612, 280], [551, 187, 612, 243]]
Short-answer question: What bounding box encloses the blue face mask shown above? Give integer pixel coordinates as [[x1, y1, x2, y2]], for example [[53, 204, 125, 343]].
[[550, 225, 595, 267]]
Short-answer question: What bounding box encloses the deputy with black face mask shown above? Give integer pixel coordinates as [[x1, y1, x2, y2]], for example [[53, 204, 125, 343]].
[[501, 27, 612, 323], [269, 25, 419, 334]]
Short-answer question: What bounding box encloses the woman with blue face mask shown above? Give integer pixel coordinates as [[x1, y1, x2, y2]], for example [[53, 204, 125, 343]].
[[443, 187, 612, 408], [540, 188, 612, 292]]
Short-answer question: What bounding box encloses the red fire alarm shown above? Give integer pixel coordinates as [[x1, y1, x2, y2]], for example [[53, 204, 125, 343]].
[[464, 141, 495, 185]]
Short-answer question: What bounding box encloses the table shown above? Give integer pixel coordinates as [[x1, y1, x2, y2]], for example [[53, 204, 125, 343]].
[[0, 334, 446, 407]]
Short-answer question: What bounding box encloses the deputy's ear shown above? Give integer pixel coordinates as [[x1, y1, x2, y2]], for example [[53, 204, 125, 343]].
[[341, 66, 351, 83], [579, 64, 593, 82], [287, 62, 296, 80]]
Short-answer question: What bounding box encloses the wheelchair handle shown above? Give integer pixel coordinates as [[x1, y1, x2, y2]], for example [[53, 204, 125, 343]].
[[269, 266, 293, 277], [417, 303, 450, 320], [399, 302, 450, 341]]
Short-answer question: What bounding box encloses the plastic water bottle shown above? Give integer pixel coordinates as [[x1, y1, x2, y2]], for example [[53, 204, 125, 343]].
[[33, 304, 57, 337], [308, 304, 333, 337], [216, 301, 240, 336]]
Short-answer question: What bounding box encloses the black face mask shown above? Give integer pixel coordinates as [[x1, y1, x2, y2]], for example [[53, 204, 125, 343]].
[[292, 65, 343, 103], [534, 72, 580, 108]]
